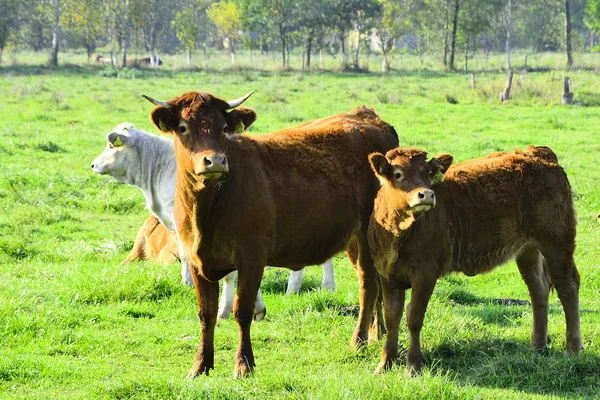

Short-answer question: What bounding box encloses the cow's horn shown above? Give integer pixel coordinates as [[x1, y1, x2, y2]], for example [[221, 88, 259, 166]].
[[141, 94, 172, 109], [225, 91, 255, 109]]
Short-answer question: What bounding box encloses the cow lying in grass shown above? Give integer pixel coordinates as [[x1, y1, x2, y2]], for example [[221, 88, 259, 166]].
[[122, 215, 178, 265], [367, 146, 581, 375], [91, 123, 335, 320]]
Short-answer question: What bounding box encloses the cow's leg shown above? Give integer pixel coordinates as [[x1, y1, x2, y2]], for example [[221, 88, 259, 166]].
[[178, 239, 194, 287], [405, 275, 436, 375], [218, 271, 236, 319], [375, 276, 405, 374], [121, 226, 147, 264], [516, 246, 550, 351], [286, 269, 304, 295], [187, 270, 219, 378], [351, 233, 378, 347], [540, 244, 582, 354], [321, 258, 336, 291], [233, 266, 264, 378], [369, 277, 386, 340], [253, 289, 266, 321]]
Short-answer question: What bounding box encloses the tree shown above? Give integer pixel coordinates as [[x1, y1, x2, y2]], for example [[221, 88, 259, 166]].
[[0, 0, 19, 65], [207, 0, 243, 65], [448, 0, 459, 70], [374, 0, 405, 72], [585, 0, 600, 37], [61, 0, 103, 62], [174, 7, 201, 66], [351, 0, 380, 70], [49, 0, 61, 66], [240, 0, 298, 67], [565, 0, 573, 68], [295, 0, 328, 68]]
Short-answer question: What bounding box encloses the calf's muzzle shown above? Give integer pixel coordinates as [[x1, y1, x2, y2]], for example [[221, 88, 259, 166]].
[[408, 189, 436, 213], [195, 153, 229, 178]]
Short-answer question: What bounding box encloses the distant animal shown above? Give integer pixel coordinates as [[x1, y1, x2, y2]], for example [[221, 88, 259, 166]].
[[142, 91, 398, 378], [126, 56, 163, 67], [367, 146, 581, 375], [122, 215, 178, 265]]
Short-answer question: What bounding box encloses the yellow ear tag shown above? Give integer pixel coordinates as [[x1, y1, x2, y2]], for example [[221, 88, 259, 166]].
[[234, 120, 245, 133], [158, 119, 167, 131], [113, 136, 123, 146]]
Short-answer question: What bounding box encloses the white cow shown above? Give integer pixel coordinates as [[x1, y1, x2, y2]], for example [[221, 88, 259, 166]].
[[91, 123, 335, 319]]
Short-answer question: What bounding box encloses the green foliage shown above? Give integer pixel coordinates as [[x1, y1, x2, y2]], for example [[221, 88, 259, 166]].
[[585, 0, 600, 35]]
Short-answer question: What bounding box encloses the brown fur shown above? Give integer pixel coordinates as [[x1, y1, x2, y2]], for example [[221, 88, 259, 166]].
[[368, 145, 581, 375], [121, 215, 179, 265], [146, 91, 398, 377]]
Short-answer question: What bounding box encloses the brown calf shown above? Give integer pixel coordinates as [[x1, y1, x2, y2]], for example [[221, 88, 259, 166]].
[[121, 215, 178, 265], [368, 146, 581, 375], [143, 91, 398, 377]]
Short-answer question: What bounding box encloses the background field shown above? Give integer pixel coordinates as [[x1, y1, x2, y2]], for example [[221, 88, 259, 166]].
[[1, 57, 600, 399]]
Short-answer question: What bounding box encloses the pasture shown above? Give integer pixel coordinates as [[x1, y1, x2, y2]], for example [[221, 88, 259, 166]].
[[1, 55, 600, 399]]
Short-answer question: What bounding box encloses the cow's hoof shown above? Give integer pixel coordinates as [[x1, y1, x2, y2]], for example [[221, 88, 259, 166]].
[[253, 308, 266, 322], [186, 360, 212, 379], [233, 362, 255, 379], [217, 309, 231, 320]]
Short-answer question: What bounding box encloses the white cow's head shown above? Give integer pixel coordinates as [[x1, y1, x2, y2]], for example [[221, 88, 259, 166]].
[[91, 123, 140, 183]]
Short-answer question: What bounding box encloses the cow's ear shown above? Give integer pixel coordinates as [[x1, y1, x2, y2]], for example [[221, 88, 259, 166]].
[[369, 153, 391, 180], [224, 108, 257, 134], [429, 153, 453, 177], [150, 107, 179, 133], [107, 132, 128, 147]]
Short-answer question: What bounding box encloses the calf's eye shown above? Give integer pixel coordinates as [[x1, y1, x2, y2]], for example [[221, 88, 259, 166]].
[[394, 172, 402, 180], [178, 126, 187, 134]]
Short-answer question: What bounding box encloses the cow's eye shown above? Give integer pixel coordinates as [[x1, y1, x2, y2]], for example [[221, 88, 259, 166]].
[[394, 171, 402, 180], [178, 125, 187, 134]]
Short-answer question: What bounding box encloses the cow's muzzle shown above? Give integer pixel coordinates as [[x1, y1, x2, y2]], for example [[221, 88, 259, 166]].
[[195, 153, 229, 179], [408, 189, 436, 214]]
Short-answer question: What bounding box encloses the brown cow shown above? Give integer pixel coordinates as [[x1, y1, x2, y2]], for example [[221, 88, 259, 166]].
[[142, 91, 398, 378], [367, 146, 581, 375], [121, 215, 179, 265]]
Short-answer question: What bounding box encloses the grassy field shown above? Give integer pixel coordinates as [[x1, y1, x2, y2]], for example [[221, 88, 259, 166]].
[[1, 56, 600, 399]]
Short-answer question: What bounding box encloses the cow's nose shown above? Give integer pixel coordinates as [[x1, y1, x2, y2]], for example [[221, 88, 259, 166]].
[[409, 189, 436, 212], [197, 154, 228, 177]]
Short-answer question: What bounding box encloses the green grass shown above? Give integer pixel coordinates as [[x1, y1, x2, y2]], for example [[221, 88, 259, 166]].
[[1, 57, 600, 399]]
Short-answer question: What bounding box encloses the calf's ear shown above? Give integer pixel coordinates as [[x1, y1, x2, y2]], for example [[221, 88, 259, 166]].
[[369, 153, 391, 179], [429, 153, 453, 176], [150, 107, 179, 133], [224, 108, 257, 134]]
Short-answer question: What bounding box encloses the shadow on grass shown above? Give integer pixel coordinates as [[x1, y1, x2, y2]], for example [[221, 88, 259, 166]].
[[421, 338, 600, 397]]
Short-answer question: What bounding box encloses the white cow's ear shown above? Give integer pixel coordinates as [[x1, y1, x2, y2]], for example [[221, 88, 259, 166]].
[[108, 132, 127, 147]]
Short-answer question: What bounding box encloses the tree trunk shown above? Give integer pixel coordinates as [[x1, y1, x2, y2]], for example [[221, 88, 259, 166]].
[[505, 0, 512, 71], [382, 52, 388, 73], [354, 27, 361, 70], [187, 49, 192, 66], [340, 31, 347, 68], [449, 0, 459, 70], [564, 0, 573, 69], [280, 24, 286, 67], [443, 0, 449, 67], [561, 75, 573, 104], [0, 47, 3, 66], [319, 49, 324, 68], [306, 30, 313, 67], [500, 70, 514, 101], [121, 0, 130, 68], [50, 0, 60, 67]]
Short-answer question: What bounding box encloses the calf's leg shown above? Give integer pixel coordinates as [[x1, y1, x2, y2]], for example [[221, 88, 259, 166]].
[[516, 246, 550, 351], [540, 244, 582, 353], [187, 270, 219, 378], [351, 233, 379, 347], [233, 266, 265, 378], [405, 276, 436, 375], [375, 277, 405, 374]]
